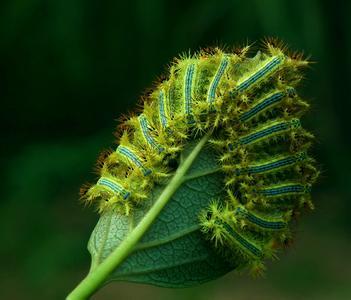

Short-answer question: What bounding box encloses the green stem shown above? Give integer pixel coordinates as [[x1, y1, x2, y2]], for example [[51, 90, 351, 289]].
[[66, 133, 210, 300]]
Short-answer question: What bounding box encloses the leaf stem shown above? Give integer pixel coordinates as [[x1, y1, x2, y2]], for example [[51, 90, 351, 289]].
[[66, 133, 210, 300]]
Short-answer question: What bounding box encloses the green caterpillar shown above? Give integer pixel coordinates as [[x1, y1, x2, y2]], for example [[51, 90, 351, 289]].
[[82, 40, 318, 274]]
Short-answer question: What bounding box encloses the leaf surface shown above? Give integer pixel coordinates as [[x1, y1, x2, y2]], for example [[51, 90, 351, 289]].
[[87, 140, 236, 287]]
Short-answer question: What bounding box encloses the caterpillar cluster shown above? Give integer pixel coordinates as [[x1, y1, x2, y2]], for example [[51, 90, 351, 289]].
[[82, 40, 318, 272]]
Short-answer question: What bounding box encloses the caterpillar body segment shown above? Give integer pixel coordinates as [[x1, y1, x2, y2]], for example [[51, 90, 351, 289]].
[[259, 182, 311, 198], [233, 205, 288, 231], [207, 54, 230, 110], [183, 62, 197, 123], [124, 111, 176, 158], [138, 114, 165, 153], [239, 87, 296, 123], [235, 152, 307, 176], [221, 221, 264, 258], [84, 173, 135, 214], [255, 182, 313, 209], [96, 177, 131, 200], [158, 89, 171, 130], [228, 118, 302, 150], [86, 176, 131, 203], [234, 53, 285, 94], [116, 145, 152, 176]]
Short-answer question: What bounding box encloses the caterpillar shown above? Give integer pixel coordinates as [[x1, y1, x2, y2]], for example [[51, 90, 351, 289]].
[[82, 40, 319, 274]]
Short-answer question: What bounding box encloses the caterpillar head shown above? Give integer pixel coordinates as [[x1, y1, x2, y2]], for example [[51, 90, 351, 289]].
[[81, 40, 319, 274]]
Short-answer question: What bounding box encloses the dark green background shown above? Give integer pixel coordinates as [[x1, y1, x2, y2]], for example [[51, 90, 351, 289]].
[[1, 0, 350, 299]]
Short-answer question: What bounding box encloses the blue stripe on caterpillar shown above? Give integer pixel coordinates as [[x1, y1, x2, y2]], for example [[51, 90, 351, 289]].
[[234, 54, 285, 93], [97, 177, 131, 200], [219, 220, 263, 258], [158, 89, 170, 129], [207, 55, 230, 108], [236, 152, 307, 175], [239, 87, 296, 122], [259, 182, 312, 197], [116, 145, 152, 176], [229, 118, 301, 150], [184, 63, 196, 123], [138, 114, 165, 153], [234, 206, 287, 230]]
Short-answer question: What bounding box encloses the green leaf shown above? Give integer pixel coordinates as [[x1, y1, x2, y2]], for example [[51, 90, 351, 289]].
[[87, 138, 236, 288]]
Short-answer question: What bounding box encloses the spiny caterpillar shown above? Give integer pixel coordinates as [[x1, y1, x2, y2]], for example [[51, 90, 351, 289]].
[[81, 40, 319, 274]]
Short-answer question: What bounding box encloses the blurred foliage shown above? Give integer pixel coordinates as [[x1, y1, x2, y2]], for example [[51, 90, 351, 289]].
[[0, 0, 350, 299]]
